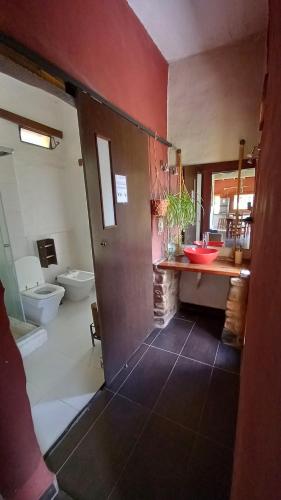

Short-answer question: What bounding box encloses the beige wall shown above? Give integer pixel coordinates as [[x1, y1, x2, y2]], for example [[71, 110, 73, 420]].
[[168, 34, 266, 165]]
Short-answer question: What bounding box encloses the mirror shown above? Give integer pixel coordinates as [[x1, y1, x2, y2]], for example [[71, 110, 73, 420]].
[[210, 167, 255, 249]]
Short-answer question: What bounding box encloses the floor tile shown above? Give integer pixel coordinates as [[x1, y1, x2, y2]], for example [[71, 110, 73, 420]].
[[42, 350, 104, 412], [23, 293, 104, 453], [152, 318, 193, 354], [110, 413, 194, 500], [199, 369, 240, 448], [46, 389, 113, 473], [155, 356, 212, 430], [181, 322, 219, 365], [58, 394, 148, 500], [181, 435, 233, 500], [24, 347, 76, 397], [174, 309, 198, 322], [196, 314, 224, 339], [143, 328, 161, 345], [32, 400, 77, 454], [107, 343, 149, 392], [215, 342, 241, 374], [119, 347, 177, 409], [56, 490, 73, 500]]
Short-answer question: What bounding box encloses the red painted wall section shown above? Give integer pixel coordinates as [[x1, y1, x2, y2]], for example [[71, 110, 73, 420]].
[[0, 0, 168, 261], [0, 0, 167, 138], [0, 283, 54, 499], [231, 2, 281, 499]]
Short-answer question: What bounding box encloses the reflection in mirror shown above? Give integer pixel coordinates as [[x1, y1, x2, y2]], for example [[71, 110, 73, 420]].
[[210, 168, 255, 249]]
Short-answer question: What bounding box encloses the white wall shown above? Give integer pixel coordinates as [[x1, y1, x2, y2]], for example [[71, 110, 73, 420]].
[[179, 273, 230, 310], [168, 34, 266, 164], [0, 73, 93, 284]]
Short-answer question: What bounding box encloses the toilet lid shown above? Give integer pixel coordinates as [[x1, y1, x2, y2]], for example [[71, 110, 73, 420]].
[[15, 256, 45, 292]]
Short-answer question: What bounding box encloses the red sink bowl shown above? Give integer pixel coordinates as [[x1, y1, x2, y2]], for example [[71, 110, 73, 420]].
[[194, 240, 224, 248], [184, 247, 219, 264]]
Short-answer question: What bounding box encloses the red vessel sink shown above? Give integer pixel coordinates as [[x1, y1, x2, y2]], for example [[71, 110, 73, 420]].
[[184, 247, 219, 264], [194, 240, 224, 248]]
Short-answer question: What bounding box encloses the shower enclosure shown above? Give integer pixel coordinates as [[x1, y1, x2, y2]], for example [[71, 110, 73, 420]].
[[0, 194, 47, 356], [0, 194, 25, 321]]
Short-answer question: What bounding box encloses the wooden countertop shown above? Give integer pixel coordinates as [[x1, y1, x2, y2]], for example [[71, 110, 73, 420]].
[[157, 256, 250, 277]]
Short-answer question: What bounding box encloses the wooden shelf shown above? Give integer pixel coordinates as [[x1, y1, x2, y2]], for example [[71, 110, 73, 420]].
[[37, 238, 57, 268], [157, 256, 250, 278]]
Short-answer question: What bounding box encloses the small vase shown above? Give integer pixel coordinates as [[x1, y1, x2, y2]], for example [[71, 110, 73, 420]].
[[167, 241, 176, 260]]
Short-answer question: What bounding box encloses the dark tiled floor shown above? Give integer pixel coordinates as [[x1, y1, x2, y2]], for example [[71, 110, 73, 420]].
[[56, 490, 73, 500], [47, 308, 241, 500], [150, 318, 193, 354], [215, 342, 241, 374]]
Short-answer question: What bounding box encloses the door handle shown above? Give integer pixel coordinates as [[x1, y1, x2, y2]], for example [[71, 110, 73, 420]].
[[100, 241, 107, 247]]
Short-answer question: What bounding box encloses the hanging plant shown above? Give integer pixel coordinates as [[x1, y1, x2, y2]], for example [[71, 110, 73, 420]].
[[164, 149, 196, 255], [166, 190, 195, 232]]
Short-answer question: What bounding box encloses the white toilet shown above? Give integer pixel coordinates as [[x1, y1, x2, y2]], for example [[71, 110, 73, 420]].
[[15, 256, 65, 325]]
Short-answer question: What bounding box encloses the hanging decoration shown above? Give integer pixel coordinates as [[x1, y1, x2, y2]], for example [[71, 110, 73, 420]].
[[165, 149, 196, 256], [149, 134, 169, 233]]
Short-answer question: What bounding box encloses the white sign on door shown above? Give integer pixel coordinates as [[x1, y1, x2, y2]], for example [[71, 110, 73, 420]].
[[115, 175, 128, 203]]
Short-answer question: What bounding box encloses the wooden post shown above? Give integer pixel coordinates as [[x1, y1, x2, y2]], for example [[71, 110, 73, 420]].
[[234, 139, 245, 251], [176, 148, 182, 246]]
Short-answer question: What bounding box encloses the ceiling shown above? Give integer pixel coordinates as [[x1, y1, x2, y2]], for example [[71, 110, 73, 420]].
[[127, 0, 268, 62]]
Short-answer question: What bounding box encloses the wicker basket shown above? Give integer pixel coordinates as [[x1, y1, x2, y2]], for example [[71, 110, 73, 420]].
[[151, 199, 168, 217]]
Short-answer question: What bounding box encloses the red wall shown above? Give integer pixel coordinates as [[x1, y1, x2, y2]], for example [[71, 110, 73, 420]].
[[0, 0, 168, 261], [231, 2, 281, 499], [0, 284, 54, 499]]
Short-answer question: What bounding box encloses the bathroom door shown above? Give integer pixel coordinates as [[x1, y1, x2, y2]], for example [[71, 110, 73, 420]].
[[77, 92, 153, 384]]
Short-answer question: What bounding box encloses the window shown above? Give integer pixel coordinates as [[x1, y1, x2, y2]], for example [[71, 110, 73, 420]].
[[213, 195, 221, 215], [233, 194, 254, 210], [96, 136, 116, 227]]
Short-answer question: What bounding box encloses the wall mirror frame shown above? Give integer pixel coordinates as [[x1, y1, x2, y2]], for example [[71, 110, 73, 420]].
[[183, 158, 256, 254]]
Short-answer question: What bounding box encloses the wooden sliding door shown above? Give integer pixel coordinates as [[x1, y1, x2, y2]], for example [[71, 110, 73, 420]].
[[77, 92, 153, 383]]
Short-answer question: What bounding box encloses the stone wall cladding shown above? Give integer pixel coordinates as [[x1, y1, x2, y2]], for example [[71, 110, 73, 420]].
[[222, 276, 249, 348], [153, 265, 179, 328]]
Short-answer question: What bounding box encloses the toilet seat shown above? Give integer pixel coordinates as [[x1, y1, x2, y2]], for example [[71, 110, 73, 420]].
[[21, 283, 65, 300], [15, 256, 65, 325]]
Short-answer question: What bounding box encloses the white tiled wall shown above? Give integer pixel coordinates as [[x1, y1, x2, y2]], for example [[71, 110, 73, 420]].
[[0, 73, 94, 282]]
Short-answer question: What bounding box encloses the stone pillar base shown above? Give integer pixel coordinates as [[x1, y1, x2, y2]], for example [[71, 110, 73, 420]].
[[153, 265, 179, 328], [222, 276, 249, 348]]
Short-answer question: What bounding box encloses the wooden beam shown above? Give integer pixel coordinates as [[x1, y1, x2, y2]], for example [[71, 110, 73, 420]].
[[0, 108, 63, 139], [0, 44, 65, 91]]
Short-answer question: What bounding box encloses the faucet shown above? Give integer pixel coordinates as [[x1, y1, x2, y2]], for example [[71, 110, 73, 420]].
[[202, 233, 208, 248]]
